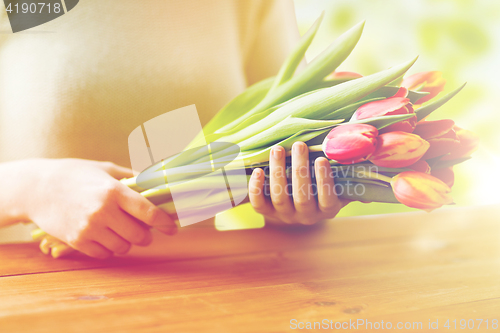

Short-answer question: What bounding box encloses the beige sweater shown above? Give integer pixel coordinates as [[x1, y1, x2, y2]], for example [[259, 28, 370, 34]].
[[0, 0, 299, 242]]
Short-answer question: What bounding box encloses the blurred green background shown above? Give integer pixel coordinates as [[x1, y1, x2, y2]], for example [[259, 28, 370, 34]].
[[293, 0, 500, 216]]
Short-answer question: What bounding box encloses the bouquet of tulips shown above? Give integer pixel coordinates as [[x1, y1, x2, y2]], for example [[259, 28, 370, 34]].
[[34, 15, 479, 257]]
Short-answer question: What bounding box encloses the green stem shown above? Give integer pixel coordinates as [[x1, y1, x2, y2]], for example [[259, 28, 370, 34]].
[[354, 170, 393, 183]]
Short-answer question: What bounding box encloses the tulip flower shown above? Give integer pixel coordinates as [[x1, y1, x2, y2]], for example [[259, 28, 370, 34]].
[[431, 167, 454, 188], [322, 124, 378, 164], [441, 126, 480, 161], [413, 119, 460, 159], [402, 71, 446, 104], [326, 71, 363, 80], [408, 159, 431, 174], [391, 171, 453, 211], [352, 94, 417, 133], [369, 131, 430, 168]]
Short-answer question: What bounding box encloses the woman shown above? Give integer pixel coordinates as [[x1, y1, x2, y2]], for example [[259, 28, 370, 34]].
[[0, 0, 346, 258]]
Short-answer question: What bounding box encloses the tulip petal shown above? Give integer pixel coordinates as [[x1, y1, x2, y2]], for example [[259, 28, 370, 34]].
[[354, 97, 411, 120], [364, 86, 429, 105], [402, 71, 446, 104], [369, 132, 430, 168], [323, 124, 378, 165], [392, 87, 409, 98], [326, 71, 363, 80], [413, 119, 456, 139], [415, 83, 466, 121], [391, 171, 453, 211], [408, 160, 431, 174], [431, 167, 455, 187]]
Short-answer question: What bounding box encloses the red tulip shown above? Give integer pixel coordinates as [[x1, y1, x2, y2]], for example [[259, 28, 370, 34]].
[[431, 167, 455, 188], [408, 159, 431, 174], [402, 71, 446, 104], [322, 124, 378, 164], [391, 171, 453, 211], [326, 71, 363, 80], [369, 131, 430, 168], [352, 96, 417, 133], [392, 87, 409, 98], [413, 119, 460, 159], [441, 126, 480, 161]]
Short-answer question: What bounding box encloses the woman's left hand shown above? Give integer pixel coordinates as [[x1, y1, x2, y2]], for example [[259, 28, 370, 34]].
[[248, 142, 350, 225]]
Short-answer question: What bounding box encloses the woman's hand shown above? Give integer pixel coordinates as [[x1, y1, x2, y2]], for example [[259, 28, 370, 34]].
[[20, 159, 177, 258], [248, 142, 349, 225]]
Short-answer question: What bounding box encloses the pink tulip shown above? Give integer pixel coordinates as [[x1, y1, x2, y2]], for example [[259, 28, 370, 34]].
[[402, 71, 446, 104], [391, 171, 453, 211], [408, 160, 431, 174], [352, 96, 417, 133], [431, 167, 455, 188], [369, 131, 430, 168], [322, 124, 378, 164], [326, 71, 363, 80], [413, 119, 460, 159], [441, 126, 480, 161]]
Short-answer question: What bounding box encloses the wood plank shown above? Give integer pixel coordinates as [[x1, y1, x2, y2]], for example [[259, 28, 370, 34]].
[[1, 205, 498, 277], [1, 209, 499, 332]]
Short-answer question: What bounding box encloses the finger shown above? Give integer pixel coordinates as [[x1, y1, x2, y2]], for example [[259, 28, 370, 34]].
[[269, 146, 294, 217], [291, 142, 316, 215], [249, 168, 274, 216], [116, 184, 177, 235], [100, 162, 134, 179], [106, 210, 154, 246], [93, 228, 131, 255], [50, 244, 74, 259], [75, 241, 113, 260], [315, 157, 343, 216]]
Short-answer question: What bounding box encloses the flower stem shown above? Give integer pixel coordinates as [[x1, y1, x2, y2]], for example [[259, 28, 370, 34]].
[[354, 169, 393, 183]]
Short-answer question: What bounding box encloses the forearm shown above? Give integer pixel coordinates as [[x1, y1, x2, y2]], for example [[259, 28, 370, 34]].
[[0, 159, 35, 227]]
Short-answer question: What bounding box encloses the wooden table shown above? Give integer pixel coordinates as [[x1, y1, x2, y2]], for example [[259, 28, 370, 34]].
[[1, 205, 499, 332]]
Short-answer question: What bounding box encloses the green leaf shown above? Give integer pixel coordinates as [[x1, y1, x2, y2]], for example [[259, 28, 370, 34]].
[[207, 87, 326, 142], [363, 86, 429, 104], [337, 182, 399, 203], [215, 21, 365, 134], [312, 77, 362, 89], [350, 113, 416, 130], [416, 83, 467, 121], [197, 76, 275, 139], [429, 156, 471, 169], [237, 117, 343, 151], [320, 97, 385, 120], [218, 57, 418, 146], [267, 13, 323, 95], [234, 127, 333, 166]]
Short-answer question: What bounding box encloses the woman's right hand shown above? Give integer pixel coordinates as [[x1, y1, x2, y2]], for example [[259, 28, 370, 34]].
[[4, 158, 177, 259]]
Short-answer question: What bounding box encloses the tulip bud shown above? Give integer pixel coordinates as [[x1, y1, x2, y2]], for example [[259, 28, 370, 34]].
[[413, 119, 460, 159], [352, 96, 417, 133], [391, 171, 453, 211], [369, 131, 430, 168], [402, 71, 446, 104], [326, 71, 363, 80], [441, 126, 480, 161], [408, 159, 431, 174], [322, 124, 378, 164], [431, 167, 455, 188]]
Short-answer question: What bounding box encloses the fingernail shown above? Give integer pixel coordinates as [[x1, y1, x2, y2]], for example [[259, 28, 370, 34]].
[[293, 142, 305, 154], [157, 225, 177, 236], [320, 159, 329, 178], [252, 169, 262, 178], [272, 147, 282, 159]]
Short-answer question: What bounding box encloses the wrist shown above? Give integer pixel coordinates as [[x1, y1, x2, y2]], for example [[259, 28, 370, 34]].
[[0, 158, 45, 226]]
